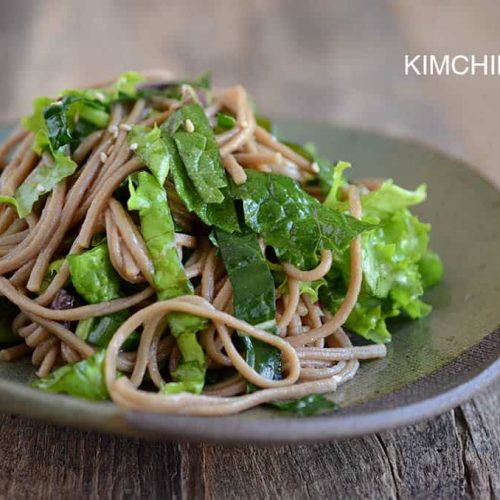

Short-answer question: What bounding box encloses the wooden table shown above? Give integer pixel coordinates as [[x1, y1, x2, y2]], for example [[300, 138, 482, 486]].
[[0, 1, 498, 497]]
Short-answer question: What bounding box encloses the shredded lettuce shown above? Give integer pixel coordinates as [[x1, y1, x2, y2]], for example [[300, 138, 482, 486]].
[[127, 125, 172, 185], [33, 350, 108, 400], [68, 242, 132, 348], [68, 243, 121, 303], [128, 172, 193, 300], [128, 171, 207, 394], [320, 164, 443, 343]]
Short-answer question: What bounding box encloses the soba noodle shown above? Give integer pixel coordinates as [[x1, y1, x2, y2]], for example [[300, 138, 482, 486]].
[[0, 72, 388, 416]]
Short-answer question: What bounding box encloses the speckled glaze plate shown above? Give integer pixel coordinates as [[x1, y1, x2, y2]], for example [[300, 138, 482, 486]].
[[0, 121, 499, 443]]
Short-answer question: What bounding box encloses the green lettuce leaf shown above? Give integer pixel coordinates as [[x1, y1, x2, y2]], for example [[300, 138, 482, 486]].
[[231, 170, 370, 269], [33, 350, 108, 400], [128, 125, 171, 185], [68, 243, 121, 303], [321, 173, 442, 342], [68, 242, 131, 348], [128, 171, 207, 393], [418, 250, 444, 288], [128, 172, 193, 300]]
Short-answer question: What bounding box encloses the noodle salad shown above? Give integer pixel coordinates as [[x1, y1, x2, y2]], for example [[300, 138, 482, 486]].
[[0, 72, 443, 416]]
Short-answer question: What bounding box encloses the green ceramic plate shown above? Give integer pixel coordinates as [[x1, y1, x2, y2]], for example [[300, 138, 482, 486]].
[[0, 121, 498, 443]]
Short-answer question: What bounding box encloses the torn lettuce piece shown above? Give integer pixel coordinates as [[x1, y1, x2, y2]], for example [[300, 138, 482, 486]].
[[320, 170, 442, 342], [68, 243, 121, 304], [160, 330, 206, 394], [128, 171, 207, 393], [418, 250, 444, 288], [216, 228, 280, 386], [61, 71, 145, 105], [33, 350, 109, 400], [68, 242, 133, 348], [164, 103, 228, 203], [128, 172, 193, 299], [302, 143, 350, 196], [127, 125, 171, 185], [2, 154, 78, 218], [231, 170, 370, 269]]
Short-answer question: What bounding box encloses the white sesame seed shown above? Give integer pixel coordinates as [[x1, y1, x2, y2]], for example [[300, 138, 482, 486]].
[[130, 143, 138, 151], [100, 152, 108, 163], [95, 91, 106, 102], [120, 123, 132, 131], [108, 125, 119, 138], [74, 111, 80, 123], [185, 119, 195, 133], [311, 162, 320, 173], [240, 120, 248, 128], [36, 184, 45, 192]]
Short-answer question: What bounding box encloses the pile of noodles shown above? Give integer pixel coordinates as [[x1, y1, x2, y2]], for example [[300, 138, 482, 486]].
[[0, 72, 386, 416]]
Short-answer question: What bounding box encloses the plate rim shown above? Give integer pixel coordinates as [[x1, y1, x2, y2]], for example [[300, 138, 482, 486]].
[[0, 122, 499, 443]]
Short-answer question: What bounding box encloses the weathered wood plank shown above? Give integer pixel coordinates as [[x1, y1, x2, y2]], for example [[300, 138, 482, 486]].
[[0, 413, 182, 499]]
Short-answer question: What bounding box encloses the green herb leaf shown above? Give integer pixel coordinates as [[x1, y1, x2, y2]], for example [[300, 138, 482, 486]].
[[216, 228, 280, 385], [33, 350, 109, 400], [165, 103, 228, 203], [163, 130, 239, 232], [231, 170, 370, 269]]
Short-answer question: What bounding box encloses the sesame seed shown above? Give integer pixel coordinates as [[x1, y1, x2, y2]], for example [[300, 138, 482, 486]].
[[240, 120, 248, 128], [120, 123, 132, 131], [74, 111, 80, 123], [130, 143, 138, 151], [36, 184, 45, 192], [108, 125, 119, 138], [95, 91, 106, 102], [311, 162, 320, 173], [185, 119, 195, 133], [100, 152, 108, 163]]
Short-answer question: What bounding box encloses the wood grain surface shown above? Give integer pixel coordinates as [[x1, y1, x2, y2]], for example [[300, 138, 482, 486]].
[[0, 0, 498, 498]]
